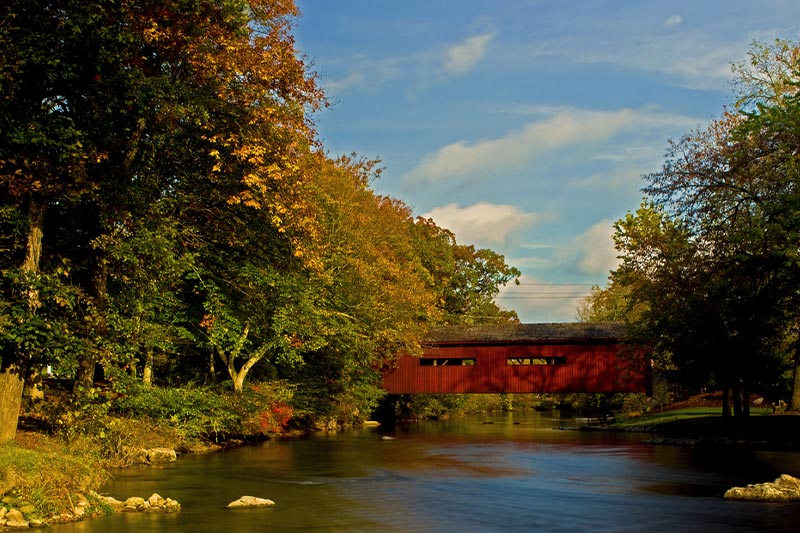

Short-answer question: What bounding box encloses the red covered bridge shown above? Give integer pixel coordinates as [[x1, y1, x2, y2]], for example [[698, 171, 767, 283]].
[[382, 322, 650, 394]]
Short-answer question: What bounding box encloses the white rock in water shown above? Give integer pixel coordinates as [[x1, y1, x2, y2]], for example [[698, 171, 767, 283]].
[[227, 496, 276, 509]]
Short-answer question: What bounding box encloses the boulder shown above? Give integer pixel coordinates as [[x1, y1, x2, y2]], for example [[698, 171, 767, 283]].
[[145, 448, 177, 464], [724, 474, 800, 502], [161, 498, 181, 513], [99, 496, 125, 512], [227, 496, 275, 509], [3, 508, 28, 528], [123, 496, 147, 511], [144, 493, 181, 513]]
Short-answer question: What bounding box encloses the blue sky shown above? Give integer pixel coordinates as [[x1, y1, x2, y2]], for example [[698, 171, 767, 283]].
[[292, 0, 800, 323]]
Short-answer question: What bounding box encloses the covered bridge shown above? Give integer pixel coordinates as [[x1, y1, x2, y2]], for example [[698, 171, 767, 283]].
[[382, 322, 650, 394]]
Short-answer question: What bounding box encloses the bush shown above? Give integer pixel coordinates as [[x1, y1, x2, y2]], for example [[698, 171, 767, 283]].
[[40, 386, 112, 442], [111, 381, 295, 443]]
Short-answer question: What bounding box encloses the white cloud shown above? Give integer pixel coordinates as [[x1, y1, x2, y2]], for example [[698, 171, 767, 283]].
[[573, 220, 619, 275], [561, 28, 776, 91], [403, 106, 697, 184], [422, 202, 539, 246], [663, 15, 683, 29], [443, 32, 495, 75], [325, 71, 365, 93], [554, 219, 619, 277]]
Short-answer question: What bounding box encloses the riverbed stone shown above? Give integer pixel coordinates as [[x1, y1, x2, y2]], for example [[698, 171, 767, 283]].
[[3, 509, 28, 528], [123, 496, 146, 511], [227, 496, 275, 509], [145, 448, 177, 464], [99, 496, 124, 511], [724, 474, 800, 502]]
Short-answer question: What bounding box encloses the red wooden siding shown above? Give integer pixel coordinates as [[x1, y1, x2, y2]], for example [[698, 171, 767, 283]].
[[382, 340, 648, 394]]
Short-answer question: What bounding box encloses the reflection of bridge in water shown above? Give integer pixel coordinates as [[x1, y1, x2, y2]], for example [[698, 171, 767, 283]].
[[382, 323, 650, 394]]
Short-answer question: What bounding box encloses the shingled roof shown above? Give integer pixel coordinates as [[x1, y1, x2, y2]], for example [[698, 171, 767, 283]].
[[424, 322, 629, 344]]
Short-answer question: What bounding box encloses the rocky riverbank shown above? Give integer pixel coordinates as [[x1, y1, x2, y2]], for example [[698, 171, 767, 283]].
[[0, 491, 181, 529], [724, 474, 800, 502]]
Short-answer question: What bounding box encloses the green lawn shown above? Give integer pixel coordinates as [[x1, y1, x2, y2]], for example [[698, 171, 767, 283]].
[[615, 407, 774, 428]]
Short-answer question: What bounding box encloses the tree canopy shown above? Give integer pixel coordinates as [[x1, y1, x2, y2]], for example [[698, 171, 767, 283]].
[[582, 40, 800, 416], [0, 0, 520, 439]]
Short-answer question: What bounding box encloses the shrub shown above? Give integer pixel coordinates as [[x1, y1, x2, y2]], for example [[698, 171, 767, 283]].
[[111, 381, 295, 442]]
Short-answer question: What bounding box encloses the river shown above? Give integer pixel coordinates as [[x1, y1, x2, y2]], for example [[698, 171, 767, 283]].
[[56, 411, 800, 532]]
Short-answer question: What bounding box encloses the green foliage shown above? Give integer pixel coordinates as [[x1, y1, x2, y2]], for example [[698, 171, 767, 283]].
[[592, 40, 800, 415], [111, 381, 294, 442], [410, 217, 521, 325], [393, 394, 470, 420], [41, 387, 112, 443], [0, 0, 526, 438]]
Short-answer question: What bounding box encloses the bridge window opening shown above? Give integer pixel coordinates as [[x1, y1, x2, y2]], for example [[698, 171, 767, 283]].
[[419, 358, 476, 367], [507, 356, 566, 366]]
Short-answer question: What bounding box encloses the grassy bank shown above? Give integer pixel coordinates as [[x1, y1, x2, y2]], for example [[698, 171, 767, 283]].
[[614, 406, 774, 427], [0, 433, 107, 524], [611, 407, 800, 451], [1, 380, 299, 525]]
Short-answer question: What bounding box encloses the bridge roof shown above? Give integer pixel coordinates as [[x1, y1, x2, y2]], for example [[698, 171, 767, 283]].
[[424, 322, 629, 345]]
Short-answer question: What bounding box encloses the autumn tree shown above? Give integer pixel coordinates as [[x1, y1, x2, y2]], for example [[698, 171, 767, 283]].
[[0, 0, 324, 437], [280, 154, 441, 423]]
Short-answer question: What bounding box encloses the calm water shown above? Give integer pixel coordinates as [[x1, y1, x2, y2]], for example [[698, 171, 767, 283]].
[[57, 412, 800, 532]]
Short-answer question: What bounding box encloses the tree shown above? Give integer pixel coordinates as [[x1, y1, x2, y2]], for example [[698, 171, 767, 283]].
[[600, 40, 800, 416], [284, 154, 441, 423], [0, 0, 324, 436], [410, 217, 521, 325]]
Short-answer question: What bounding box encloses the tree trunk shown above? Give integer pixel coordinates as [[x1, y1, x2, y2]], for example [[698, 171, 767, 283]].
[[74, 259, 108, 394], [206, 351, 216, 385], [142, 351, 154, 387], [789, 340, 800, 412], [22, 197, 45, 283], [741, 381, 750, 417], [0, 365, 26, 442], [732, 383, 743, 418], [1, 197, 46, 440], [722, 386, 731, 420]]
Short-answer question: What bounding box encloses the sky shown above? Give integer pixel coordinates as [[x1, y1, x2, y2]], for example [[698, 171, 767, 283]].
[[291, 0, 800, 323]]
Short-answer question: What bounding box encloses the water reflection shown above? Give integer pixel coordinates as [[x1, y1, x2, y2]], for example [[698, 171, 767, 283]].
[[56, 411, 800, 532]]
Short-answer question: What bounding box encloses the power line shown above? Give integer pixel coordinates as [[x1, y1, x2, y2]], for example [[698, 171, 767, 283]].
[[495, 296, 589, 300], [513, 282, 598, 287]]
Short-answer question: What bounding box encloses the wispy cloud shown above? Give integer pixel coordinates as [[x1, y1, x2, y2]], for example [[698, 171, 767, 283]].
[[422, 202, 538, 246], [325, 71, 365, 93], [443, 32, 495, 75], [403, 106, 697, 184], [663, 15, 683, 29]]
